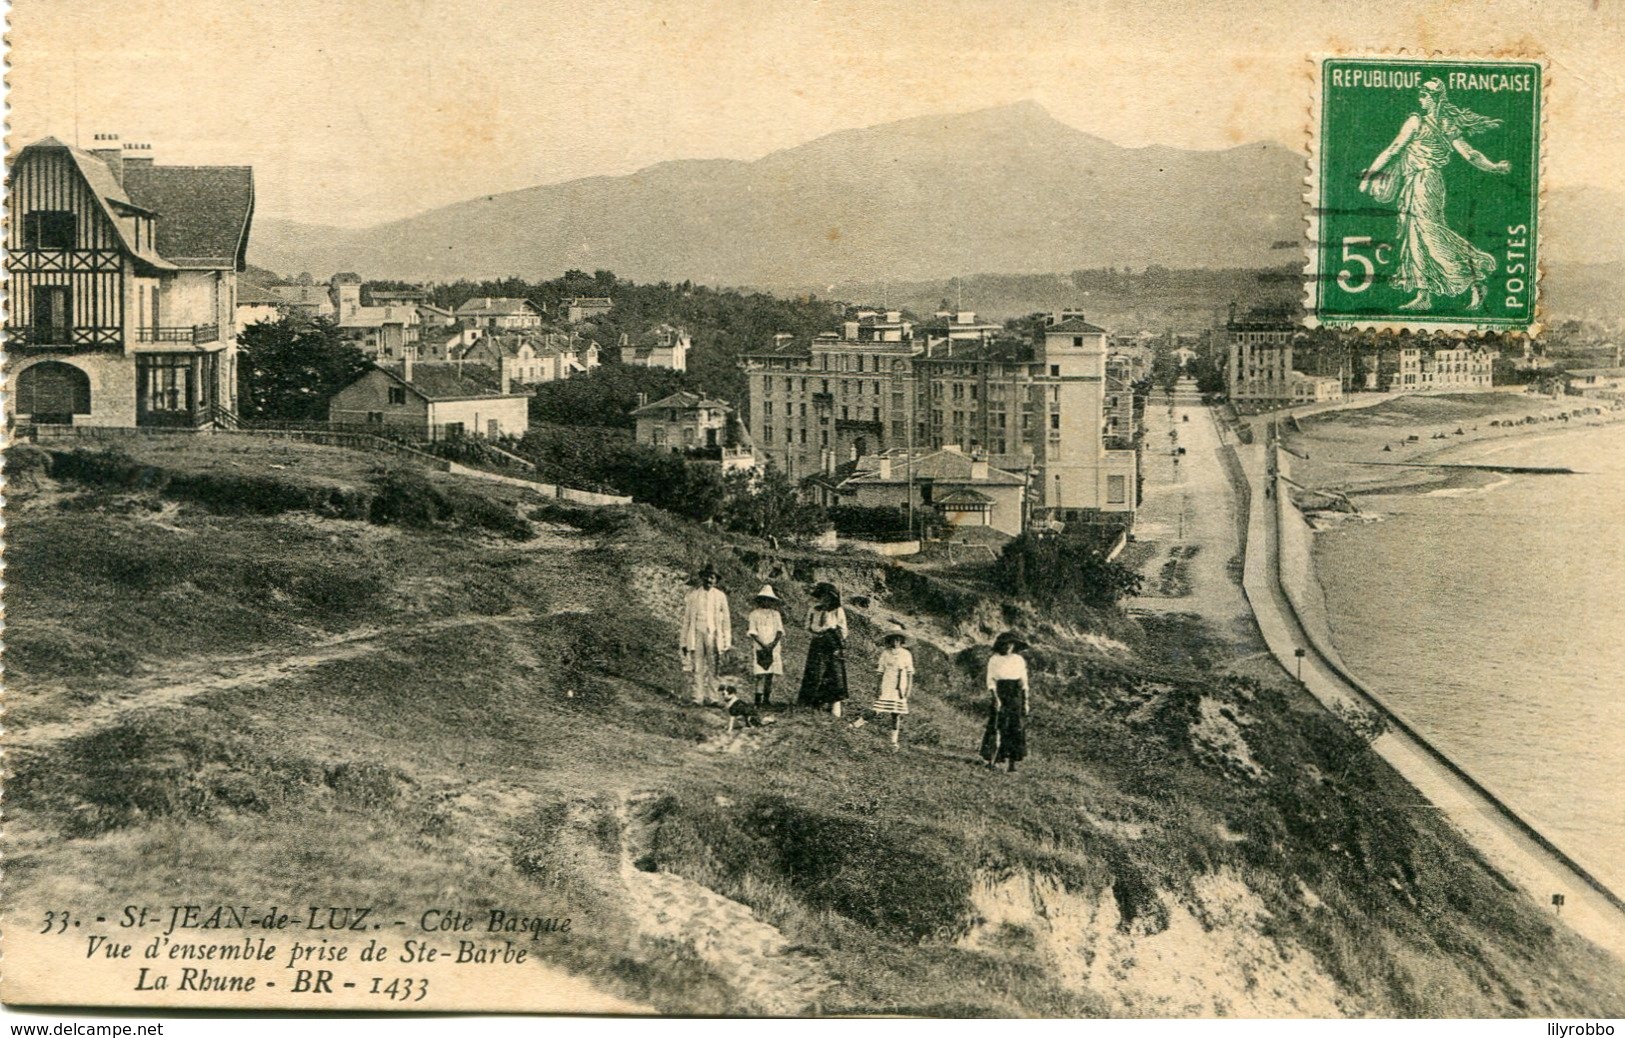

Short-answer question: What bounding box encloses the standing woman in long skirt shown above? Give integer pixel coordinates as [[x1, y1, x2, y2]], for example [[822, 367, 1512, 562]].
[[980, 631, 1030, 773], [797, 582, 849, 717]]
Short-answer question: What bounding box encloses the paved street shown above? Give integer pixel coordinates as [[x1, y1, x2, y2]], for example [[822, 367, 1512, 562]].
[[1127, 383, 1259, 650]]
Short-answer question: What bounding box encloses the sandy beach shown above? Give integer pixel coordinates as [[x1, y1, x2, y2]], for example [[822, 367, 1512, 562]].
[[1278, 391, 1624, 499]]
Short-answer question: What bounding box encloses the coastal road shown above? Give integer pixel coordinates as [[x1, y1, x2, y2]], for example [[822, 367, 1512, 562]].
[[1237, 442, 1625, 958], [1128, 391, 1258, 649]]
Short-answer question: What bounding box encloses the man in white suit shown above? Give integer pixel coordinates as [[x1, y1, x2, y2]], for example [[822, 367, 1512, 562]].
[[680, 564, 732, 705]]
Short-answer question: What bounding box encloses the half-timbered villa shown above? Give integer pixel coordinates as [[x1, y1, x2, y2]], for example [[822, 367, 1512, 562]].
[[6, 135, 254, 429]]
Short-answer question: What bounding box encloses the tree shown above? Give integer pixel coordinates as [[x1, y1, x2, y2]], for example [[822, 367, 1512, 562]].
[[529, 364, 689, 429], [719, 467, 829, 543], [236, 315, 370, 421], [993, 528, 1143, 610]]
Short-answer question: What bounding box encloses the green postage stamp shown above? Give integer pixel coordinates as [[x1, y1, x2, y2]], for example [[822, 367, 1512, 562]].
[[1307, 55, 1544, 333]]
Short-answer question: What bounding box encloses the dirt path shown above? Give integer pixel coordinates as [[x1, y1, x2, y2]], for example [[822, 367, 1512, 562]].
[[615, 790, 836, 1015], [6, 611, 537, 753]]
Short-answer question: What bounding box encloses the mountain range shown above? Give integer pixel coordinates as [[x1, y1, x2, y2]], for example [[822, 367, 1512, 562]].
[[250, 101, 1625, 291]]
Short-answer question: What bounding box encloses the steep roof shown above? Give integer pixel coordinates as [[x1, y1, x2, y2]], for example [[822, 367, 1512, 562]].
[[17, 139, 176, 271], [843, 448, 1025, 487], [455, 296, 541, 316], [378, 362, 531, 401], [123, 162, 255, 269], [917, 337, 1034, 364], [630, 391, 732, 417], [236, 278, 283, 306], [1045, 317, 1109, 335], [741, 337, 812, 359]]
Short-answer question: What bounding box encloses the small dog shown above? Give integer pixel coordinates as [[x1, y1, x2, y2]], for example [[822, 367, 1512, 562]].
[[720, 679, 771, 733]]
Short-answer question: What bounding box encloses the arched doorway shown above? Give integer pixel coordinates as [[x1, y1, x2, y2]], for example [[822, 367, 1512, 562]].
[[16, 361, 91, 424]]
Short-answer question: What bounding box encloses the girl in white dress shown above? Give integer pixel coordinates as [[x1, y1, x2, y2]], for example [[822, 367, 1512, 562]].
[[871, 624, 914, 749], [746, 584, 785, 706]]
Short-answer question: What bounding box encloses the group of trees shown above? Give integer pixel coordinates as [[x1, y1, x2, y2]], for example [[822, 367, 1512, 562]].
[[512, 427, 827, 541], [528, 364, 689, 429], [427, 269, 840, 407]]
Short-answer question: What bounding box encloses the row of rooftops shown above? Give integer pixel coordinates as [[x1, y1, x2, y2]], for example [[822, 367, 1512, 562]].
[[744, 310, 1109, 362], [18, 136, 255, 272]]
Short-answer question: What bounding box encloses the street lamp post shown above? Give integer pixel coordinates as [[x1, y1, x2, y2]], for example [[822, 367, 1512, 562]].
[[1294, 647, 1306, 682]]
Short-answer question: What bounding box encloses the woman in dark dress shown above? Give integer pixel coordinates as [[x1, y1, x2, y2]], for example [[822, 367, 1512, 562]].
[[980, 631, 1030, 772], [797, 582, 850, 717]]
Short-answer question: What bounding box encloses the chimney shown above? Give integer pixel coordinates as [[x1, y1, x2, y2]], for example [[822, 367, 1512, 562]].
[[971, 458, 989, 481], [402, 353, 414, 383], [123, 141, 155, 171], [90, 133, 124, 184], [637, 392, 648, 408], [501, 365, 511, 396], [878, 458, 892, 480]]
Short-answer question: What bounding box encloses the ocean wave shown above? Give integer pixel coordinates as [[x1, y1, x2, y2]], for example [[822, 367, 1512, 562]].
[[1424, 474, 1514, 498]]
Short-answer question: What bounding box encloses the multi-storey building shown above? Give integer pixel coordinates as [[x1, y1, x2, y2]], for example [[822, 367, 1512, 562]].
[[564, 297, 613, 323], [1224, 305, 1355, 407], [1225, 305, 1297, 406], [1396, 346, 1495, 392], [330, 273, 421, 358], [7, 136, 252, 429], [620, 324, 691, 371], [631, 391, 754, 471], [741, 309, 1137, 518], [455, 297, 546, 330]]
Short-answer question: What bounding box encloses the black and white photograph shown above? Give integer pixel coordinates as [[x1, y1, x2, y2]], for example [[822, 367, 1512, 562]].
[[3, 0, 1624, 1025]]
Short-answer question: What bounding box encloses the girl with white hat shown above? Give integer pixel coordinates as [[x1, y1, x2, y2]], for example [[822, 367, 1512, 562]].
[[746, 584, 786, 706], [870, 621, 914, 750]]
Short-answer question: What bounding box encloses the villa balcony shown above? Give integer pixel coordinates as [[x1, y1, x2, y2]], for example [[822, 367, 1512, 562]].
[[135, 324, 221, 346]]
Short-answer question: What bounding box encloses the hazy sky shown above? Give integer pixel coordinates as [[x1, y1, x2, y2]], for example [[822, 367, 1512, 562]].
[[10, 0, 1623, 227]]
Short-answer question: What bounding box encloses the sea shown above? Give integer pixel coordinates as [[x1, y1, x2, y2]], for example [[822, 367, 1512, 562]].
[[1312, 419, 1625, 894]]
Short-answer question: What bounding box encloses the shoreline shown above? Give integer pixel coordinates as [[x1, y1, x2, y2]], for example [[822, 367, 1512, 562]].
[[1295, 414, 1625, 899], [1284, 392, 1624, 500], [1235, 431, 1625, 957]]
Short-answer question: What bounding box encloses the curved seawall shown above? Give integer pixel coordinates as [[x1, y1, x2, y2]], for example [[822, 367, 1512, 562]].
[[1235, 436, 1625, 956]]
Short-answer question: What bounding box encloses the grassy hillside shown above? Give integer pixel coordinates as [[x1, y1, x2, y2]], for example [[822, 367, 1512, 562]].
[[6, 438, 1623, 1016]]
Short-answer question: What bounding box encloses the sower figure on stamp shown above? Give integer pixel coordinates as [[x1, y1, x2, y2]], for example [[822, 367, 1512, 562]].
[[797, 581, 849, 718], [680, 564, 732, 706], [1360, 78, 1510, 313], [980, 631, 1031, 773]]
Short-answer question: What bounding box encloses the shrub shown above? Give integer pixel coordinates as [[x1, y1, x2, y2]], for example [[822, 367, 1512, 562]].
[[367, 471, 532, 540], [828, 504, 911, 541], [994, 528, 1143, 610]]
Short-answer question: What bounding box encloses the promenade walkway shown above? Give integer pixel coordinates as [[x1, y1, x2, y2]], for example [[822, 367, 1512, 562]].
[[1236, 441, 1625, 958]]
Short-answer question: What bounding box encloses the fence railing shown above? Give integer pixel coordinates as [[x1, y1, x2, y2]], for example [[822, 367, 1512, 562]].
[[134, 324, 220, 345]]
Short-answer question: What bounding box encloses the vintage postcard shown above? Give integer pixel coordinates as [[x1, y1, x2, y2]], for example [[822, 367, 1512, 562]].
[[4, 0, 1625, 1023]]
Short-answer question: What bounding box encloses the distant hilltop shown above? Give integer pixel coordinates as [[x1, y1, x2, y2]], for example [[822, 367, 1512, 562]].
[[250, 100, 1625, 291], [250, 102, 1303, 284]]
